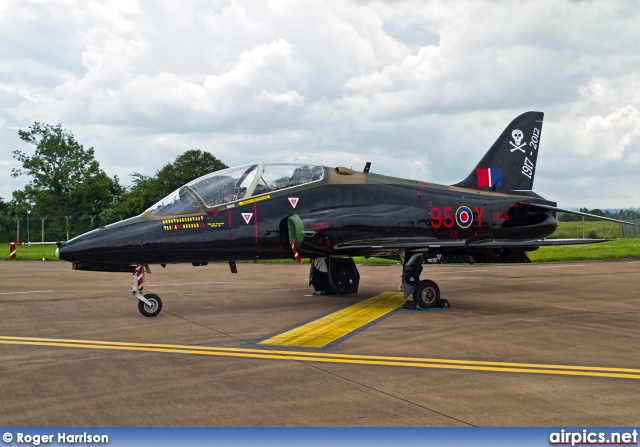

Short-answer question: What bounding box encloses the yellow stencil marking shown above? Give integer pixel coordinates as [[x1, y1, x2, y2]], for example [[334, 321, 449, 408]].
[[238, 195, 271, 206]]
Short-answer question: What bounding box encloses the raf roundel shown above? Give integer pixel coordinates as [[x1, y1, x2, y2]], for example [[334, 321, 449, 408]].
[[455, 206, 473, 229]]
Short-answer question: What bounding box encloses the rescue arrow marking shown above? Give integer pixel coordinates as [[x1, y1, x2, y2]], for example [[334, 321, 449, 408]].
[[241, 213, 253, 224], [288, 197, 299, 208]]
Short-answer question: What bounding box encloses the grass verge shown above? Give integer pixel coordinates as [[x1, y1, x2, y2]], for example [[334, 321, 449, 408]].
[[1, 243, 59, 261], [527, 238, 640, 262]]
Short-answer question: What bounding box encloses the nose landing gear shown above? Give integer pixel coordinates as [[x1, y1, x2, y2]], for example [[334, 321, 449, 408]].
[[131, 265, 163, 317]]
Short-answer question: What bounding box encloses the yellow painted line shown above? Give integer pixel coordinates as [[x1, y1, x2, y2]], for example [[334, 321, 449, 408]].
[[2, 336, 640, 380], [258, 292, 406, 347], [2, 335, 640, 375]]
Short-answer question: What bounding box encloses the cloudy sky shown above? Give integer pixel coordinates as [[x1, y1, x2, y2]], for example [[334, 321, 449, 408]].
[[1, 0, 639, 208]]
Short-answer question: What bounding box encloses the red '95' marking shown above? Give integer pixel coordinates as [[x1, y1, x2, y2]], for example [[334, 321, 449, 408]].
[[431, 206, 484, 228], [430, 207, 454, 228]]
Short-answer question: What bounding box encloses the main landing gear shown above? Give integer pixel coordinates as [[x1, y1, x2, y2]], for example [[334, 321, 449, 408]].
[[131, 265, 163, 317], [401, 253, 442, 308], [309, 257, 360, 295], [309, 255, 443, 308]]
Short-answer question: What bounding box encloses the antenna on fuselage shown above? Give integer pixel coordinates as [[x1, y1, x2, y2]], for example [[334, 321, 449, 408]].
[[363, 162, 371, 173]]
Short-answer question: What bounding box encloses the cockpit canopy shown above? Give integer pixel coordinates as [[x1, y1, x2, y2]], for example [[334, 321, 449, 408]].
[[146, 163, 324, 216]]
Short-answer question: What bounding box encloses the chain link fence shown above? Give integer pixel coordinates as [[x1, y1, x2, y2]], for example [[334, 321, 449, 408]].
[[0, 214, 107, 243], [619, 211, 639, 238]]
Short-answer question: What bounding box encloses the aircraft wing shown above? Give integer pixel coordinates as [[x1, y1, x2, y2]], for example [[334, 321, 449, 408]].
[[332, 236, 607, 252]]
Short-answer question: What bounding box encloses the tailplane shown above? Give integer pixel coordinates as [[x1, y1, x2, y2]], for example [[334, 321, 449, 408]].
[[454, 111, 544, 192]]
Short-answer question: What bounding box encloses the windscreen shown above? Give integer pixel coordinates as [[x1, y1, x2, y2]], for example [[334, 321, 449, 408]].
[[146, 188, 201, 216]]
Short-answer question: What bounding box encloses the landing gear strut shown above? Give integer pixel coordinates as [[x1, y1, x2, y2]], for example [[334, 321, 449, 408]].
[[401, 253, 442, 308], [131, 265, 163, 317], [309, 257, 360, 294]]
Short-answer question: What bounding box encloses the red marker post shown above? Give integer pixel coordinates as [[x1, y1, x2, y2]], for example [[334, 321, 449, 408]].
[[9, 243, 16, 259]]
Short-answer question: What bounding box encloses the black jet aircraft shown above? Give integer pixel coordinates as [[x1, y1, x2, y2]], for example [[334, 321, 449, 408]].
[[56, 111, 631, 316]]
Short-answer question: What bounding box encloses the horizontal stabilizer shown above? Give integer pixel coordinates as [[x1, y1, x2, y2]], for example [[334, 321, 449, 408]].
[[525, 203, 638, 225]]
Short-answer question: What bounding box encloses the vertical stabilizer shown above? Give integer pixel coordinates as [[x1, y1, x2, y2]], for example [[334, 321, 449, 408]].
[[454, 111, 544, 192]]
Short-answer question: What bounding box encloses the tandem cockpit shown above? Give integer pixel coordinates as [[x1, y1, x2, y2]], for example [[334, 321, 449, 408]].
[[146, 163, 325, 216]]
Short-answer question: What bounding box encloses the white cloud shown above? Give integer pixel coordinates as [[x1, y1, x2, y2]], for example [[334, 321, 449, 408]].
[[256, 90, 305, 106], [582, 105, 640, 160]]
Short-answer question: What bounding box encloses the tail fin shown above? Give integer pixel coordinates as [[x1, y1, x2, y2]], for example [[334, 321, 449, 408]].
[[453, 111, 544, 192]]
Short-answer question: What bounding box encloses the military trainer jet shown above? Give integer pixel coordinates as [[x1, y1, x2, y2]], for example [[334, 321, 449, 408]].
[[56, 111, 630, 316]]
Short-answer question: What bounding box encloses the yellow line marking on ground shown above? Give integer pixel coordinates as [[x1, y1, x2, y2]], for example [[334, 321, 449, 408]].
[[539, 265, 586, 269], [258, 292, 406, 347], [2, 336, 640, 380], [147, 282, 231, 287]]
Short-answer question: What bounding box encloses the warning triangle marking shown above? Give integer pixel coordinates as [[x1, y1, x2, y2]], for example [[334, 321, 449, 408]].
[[288, 197, 299, 208], [241, 213, 253, 224]]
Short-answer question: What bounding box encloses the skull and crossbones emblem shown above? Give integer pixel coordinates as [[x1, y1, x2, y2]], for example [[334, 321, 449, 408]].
[[509, 129, 526, 153]]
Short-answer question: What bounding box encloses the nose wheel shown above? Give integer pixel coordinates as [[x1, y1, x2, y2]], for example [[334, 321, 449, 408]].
[[138, 293, 163, 317]]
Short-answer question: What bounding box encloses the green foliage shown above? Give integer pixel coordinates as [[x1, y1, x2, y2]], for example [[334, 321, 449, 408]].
[[7, 126, 231, 235], [99, 173, 161, 224], [156, 149, 228, 193], [11, 122, 123, 217]]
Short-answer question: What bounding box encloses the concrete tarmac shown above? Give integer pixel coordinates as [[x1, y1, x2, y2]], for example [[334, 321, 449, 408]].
[[1, 260, 639, 426]]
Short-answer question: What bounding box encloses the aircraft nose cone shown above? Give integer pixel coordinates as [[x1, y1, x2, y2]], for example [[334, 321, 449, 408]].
[[55, 247, 60, 259]]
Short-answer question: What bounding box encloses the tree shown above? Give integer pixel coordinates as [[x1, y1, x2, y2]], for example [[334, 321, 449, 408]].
[[101, 173, 164, 221], [0, 197, 9, 214], [155, 149, 228, 194], [70, 171, 125, 217], [11, 122, 122, 217]]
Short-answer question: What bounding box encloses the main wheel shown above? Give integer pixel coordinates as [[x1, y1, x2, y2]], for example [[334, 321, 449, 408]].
[[138, 293, 163, 317], [328, 258, 360, 294], [413, 280, 440, 308]]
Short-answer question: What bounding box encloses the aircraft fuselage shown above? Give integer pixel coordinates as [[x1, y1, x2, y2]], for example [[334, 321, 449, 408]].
[[57, 166, 557, 267]]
